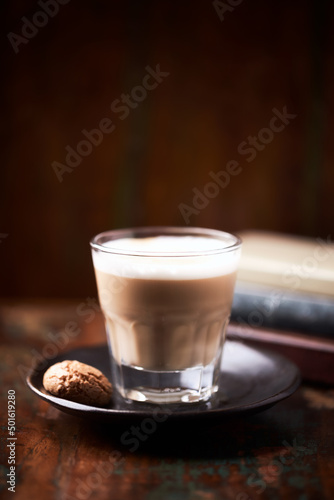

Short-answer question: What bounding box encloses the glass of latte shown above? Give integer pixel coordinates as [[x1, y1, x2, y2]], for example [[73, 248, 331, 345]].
[[90, 227, 241, 404]]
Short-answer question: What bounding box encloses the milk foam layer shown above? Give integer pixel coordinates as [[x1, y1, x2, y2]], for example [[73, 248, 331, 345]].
[[104, 236, 227, 252], [92, 235, 240, 279]]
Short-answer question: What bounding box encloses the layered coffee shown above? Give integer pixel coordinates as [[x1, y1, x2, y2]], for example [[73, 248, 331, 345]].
[[92, 235, 239, 371]]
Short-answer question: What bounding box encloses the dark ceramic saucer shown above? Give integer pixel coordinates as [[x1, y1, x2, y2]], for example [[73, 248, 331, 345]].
[[27, 341, 300, 423]]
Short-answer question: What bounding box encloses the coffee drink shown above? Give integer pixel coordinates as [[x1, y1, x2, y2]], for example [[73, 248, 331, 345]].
[[91, 229, 241, 403]]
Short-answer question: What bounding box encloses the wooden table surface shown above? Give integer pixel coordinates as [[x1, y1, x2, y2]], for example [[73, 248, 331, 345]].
[[1, 301, 334, 500]]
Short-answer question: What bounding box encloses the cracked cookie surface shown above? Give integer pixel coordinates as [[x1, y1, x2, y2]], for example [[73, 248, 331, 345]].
[[43, 360, 112, 406]]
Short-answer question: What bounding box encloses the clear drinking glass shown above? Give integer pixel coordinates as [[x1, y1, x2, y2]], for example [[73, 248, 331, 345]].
[[90, 227, 241, 404]]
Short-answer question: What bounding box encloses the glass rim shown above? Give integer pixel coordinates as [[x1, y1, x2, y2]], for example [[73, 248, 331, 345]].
[[90, 226, 242, 258]]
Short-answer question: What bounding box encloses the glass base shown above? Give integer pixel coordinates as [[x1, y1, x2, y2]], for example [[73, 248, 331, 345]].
[[112, 359, 220, 404]]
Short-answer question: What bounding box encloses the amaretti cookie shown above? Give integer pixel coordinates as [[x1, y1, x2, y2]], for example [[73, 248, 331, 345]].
[[43, 360, 112, 406]]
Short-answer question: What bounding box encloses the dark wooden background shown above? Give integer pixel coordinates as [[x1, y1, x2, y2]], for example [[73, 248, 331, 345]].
[[1, 0, 333, 298]]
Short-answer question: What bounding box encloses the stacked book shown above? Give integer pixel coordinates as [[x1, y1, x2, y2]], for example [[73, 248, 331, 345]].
[[229, 231, 334, 383]]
